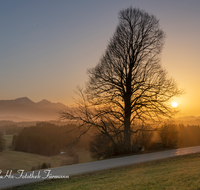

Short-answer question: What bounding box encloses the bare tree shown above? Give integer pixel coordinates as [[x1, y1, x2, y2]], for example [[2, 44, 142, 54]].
[[61, 7, 182, 154]]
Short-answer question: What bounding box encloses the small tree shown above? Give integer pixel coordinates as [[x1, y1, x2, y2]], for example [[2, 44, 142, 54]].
[[158, 123, 179, 148]]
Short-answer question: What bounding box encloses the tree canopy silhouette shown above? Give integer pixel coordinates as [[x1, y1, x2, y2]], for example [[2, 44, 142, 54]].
[[61, 7, 182, 154]]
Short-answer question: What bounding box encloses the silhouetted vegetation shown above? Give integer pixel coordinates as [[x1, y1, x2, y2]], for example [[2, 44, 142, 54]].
[[90, 133, 122, 159], [12, 122, 92, 156], [12, 122, 78, 156], [177, 124, 200, 147], [90, 124, 153, 159], [60, 7, 183, 156], [131, 125, 154, 150], [90, 122, 200, 159], [3, 119, 200, 161], [0, 120, 38, 127], [0, 124, 23, 135], [158, 123, 179, 148], [0, 120, 74, 135], [151, 123, 200, 150], [0, 132, 6, 152], [31, 163, 51, 171]]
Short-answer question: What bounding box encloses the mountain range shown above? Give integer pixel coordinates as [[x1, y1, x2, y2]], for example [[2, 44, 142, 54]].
[[0, 97, 67, 121], [0, 97, 200, 125]]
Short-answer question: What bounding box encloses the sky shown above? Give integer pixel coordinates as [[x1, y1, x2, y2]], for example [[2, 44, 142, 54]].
[[0, 0, 200, 117]]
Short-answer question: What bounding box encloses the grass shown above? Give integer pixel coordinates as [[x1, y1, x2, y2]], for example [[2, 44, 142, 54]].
[[75, 148, 93, 164], [0, 135, 92, 174], [0, 150, 76, 173], [3, 153, 200, 190], [4, 135, 13, 150]]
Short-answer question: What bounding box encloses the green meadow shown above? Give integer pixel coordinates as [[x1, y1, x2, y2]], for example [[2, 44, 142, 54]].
[[3, 153, 200, 190]]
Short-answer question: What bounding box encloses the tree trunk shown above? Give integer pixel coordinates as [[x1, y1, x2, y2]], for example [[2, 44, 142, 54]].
[[124, 77, 132, 153], [124, 112, 131, 153]]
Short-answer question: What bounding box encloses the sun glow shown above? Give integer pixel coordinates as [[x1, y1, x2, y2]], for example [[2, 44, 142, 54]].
[[172, 102, 178, 107]]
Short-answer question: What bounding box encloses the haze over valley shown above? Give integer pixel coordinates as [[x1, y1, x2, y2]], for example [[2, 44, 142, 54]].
[[0, 97, 67, 122], [0, 97, 200, 127]]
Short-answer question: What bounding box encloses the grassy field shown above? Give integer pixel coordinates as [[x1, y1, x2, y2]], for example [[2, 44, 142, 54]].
[[0, 135, 93, 174], [2, 153, 200, 190], [4, 135, 13, 150]]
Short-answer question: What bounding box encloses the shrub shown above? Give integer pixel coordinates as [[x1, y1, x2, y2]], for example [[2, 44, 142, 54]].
[[41, 163, 48, 169], [158, 123, 179, 148], [89, 133, 125, 159], [131, 126, 154, 150], [31, 163, 51, 171]]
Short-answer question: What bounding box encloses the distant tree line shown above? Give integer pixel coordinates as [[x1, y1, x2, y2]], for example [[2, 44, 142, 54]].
[[0, 124, 23, 135], [177, 124, 200, 147], [133, 123, 200, 151], [0, 120, 75, 135], [11, 121, 200, 158], [12, 122, 80, 156], [0, 120, 38, 127]]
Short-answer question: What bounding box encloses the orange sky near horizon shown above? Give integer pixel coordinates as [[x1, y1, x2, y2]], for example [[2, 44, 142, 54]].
[[0, 1, 200, 118]]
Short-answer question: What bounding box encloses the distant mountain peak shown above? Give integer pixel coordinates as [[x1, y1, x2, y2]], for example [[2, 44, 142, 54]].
[[15, 97, 29, 100], [37, 99, 51, 104], [14, 97, 35, 105]]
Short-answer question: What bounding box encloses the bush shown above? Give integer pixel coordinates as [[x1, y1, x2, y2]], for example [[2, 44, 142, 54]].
[[158, 123, 179, 148], [31, 163, 51, 171], [131, 126, 154, 150], [89, 133, 125, 159], [41, 163, 48, 169]]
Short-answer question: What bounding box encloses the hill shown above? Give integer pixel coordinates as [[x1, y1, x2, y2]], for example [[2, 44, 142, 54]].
[[0, 97, 68, 121]]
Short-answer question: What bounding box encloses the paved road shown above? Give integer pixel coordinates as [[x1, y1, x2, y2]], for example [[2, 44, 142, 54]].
[[1, 146, 200, 189]]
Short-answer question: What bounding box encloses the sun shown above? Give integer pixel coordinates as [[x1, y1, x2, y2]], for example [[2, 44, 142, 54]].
[[172, 102, 178, 107]]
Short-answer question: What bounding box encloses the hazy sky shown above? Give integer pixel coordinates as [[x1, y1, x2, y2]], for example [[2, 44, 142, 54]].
[[0, 0, 200, 117]]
